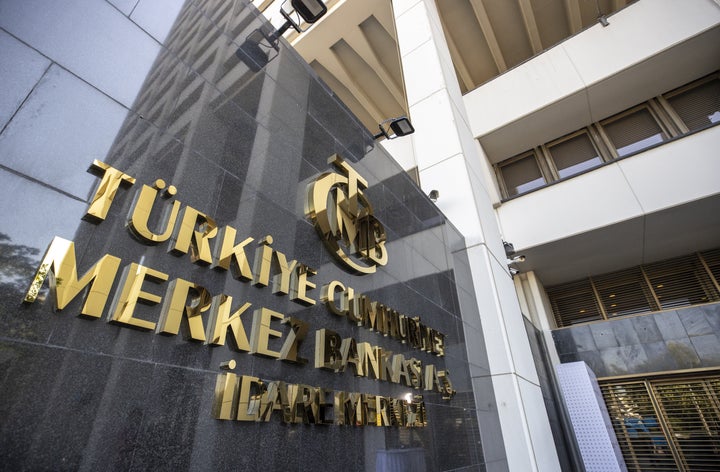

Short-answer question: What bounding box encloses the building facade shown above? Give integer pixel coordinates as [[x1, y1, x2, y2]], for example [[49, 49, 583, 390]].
[[256, 0, 720, 470], [1, 0, 719, 471], [0, 1, 495, 470]]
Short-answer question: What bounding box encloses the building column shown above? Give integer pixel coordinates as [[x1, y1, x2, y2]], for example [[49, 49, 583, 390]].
[[390, 1, 561, 470]]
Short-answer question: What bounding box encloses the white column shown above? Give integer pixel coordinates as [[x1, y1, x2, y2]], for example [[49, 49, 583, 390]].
[[391, 1, 561, 470]]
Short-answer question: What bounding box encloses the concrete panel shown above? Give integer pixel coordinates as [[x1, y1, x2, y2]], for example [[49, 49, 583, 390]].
[[497, 163, 643, 251], [618, 126, 720, 213]]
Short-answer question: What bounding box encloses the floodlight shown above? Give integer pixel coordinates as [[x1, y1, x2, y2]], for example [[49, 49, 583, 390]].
[[373, 117, 415, 140]]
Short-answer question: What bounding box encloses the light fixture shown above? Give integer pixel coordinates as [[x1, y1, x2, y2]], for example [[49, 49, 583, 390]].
[[236, 0, 327, 70], [429, 190, 439, 202], [276, 0, 328, 37], [373, 116, 415, 140], [503, 241, 515, 258], [595, 0, 609, 26], [504, 242, 525, 276]]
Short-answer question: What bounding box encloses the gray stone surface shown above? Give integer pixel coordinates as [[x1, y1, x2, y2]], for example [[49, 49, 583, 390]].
[[0, 1, 493, 470], [553, 304, 720, 377]]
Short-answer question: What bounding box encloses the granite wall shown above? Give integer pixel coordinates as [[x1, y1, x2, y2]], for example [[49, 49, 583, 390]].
[[0, 0, 496, 470], [553, 304, 720, 378]]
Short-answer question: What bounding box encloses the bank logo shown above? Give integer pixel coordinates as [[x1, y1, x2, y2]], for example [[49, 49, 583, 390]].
[[306, 155, 387, 274]]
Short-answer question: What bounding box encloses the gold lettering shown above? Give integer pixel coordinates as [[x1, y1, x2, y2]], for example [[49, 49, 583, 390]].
[[205, 294, 251, 351], [333, 391, 346, 425], [295, 384, 317, 424], [156, 278, 211, 340], [249, 307, 284, 358], [392, 354, 411, 387], [389, 398, 406, 426], [127, 180, 181, 244], [341, 285, 354, 316], [359, 299, 380, 331], [407, 316, 421, 350], [108, 263, 168, 330], [258, 381, 288, 422], [317, 388, 334, 425], [346, 289, 363, 324], [379, 348, 396, 382], [389, 309, 401, 340], [363, 394, 377, 426], [314, 328, 342, 370], [271, 250, 297, 295], [252, 235, 273, 287], [341, 392, 363, 426], [211, 226, 253, 280], [407, 358, 423, 389], [212, 371, 238, 420], [376, 396, 391, 426], [84, 160, 136, 222], [438, 370, 456, 400], [237, 375, 264, 421], [358, 215, 388, 266], [357, 342, 380, 380], [340, 337, 362, 376], [278, 317, 309, 364], [290, 264, 316, 306], [320, 280, 346, 316], [170, 206, 218, 264], [434, 331, 446, 357], [424, 364, 442, 392], [23, 237, 120, 318]]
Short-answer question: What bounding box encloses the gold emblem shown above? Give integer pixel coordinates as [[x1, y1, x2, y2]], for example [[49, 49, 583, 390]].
[[306, 155, 388, 274]]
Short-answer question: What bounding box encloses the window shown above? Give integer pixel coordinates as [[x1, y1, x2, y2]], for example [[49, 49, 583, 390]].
[[592, 267, 659, 318], [665, 74, 720, 132], [498, 151, 546, 197], [600, 373, 720, 472], [548, 249, 720, 327], [493, 71, 720, 200], [546, 280, 603, 326], [546, 130, 604, 179], [601, 105, 668, 157], [643, 254, 718, 310]]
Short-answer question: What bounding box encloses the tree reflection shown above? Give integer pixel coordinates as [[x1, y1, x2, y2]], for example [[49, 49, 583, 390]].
[[0, 233, 42, 336], [0, 233, 39, 290]]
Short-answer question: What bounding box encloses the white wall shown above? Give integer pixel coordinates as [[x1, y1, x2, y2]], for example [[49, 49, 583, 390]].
[[464, 0, 720, 165], [497, 125, 720, 252], [392, 1, 562, 470]]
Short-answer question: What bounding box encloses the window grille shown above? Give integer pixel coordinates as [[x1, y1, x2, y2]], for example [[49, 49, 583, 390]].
[[546, 130, 604, 179], [548, 250, 720, 327], [592, 267, 660, 318], [600, 105, 668, 157], [665, 74, 720, 133], [493, 71, 719, 200], [644, 254, 718, 310], [701, 248, 720, 289], [600, 372, 720, 472], [547, 279, 603, 326], [497, 151, 546, 197]]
